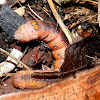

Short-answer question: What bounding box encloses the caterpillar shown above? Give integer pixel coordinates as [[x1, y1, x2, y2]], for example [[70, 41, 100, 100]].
[[13, 20, 69, 89], [14, 20, 69, 70]]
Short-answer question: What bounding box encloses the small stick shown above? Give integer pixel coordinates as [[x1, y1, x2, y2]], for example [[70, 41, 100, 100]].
[[43, 7, 51, 17], [47, 0, 72, 44], [27, 4, 43, 21], [0, 48, 30, 70], [23, 46, 29, 56], [83, 0, 98, 5], [27, 11, 37, 20], [17, 0, 23, 7], [98, 0, 100, 27]]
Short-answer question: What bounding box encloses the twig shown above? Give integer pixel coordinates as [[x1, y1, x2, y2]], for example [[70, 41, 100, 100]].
[[27, 4, 43, 21], [47, 0, 72, 44], [17, 0, 23, 8], [86, 55, 100, 65], [27, 11, 37, 20], [83, 0, 98, 5], [23, 46, 29, 56], [43, 7, 51, 17], [98, 0, 100, 27], [79, 0, 98, 6], [0, 48, 30, 70]]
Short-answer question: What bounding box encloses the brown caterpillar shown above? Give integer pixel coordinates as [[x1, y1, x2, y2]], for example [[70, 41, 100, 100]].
[[14, 20, 69, 70]]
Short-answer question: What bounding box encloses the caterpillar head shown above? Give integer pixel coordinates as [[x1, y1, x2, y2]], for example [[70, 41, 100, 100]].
[[14, 21, 38, 42]]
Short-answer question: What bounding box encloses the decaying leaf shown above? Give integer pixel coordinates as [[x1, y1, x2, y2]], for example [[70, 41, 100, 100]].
[[14, 6, 25, 16], [61, 36, 100, 76]]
